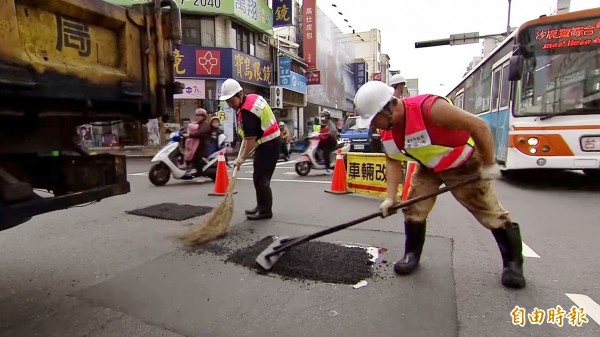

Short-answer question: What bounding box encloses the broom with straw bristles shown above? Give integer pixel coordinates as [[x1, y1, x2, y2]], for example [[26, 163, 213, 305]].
[[180, 141, 250, 246]]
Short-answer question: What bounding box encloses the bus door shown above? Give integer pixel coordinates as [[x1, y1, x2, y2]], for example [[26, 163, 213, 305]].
[[491, 57, 511, 162]]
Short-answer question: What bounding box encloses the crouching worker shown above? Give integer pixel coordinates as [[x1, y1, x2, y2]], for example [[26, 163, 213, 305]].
[[353, 80, 526, 289]]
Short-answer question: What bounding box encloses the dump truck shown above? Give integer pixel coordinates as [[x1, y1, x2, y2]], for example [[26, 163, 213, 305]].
[[0, 0, 182, 229]]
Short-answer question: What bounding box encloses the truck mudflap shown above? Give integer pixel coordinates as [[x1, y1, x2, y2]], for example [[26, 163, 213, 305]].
[[0, 153, 130, 230], [0, 182, 130, 229]]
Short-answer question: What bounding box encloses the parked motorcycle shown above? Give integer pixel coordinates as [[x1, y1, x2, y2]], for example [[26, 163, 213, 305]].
[[295, 132, 350, 176], [148, 130, 230, 186]]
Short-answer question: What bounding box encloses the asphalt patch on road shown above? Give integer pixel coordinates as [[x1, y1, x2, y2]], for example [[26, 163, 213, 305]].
[[226, 236, 374, 285], [126, 203, 213, 221]]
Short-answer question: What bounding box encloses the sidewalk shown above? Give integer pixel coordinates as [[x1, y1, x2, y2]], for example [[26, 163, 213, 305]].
[[88, 146, 159, 158], [88, 144, 242, 158]]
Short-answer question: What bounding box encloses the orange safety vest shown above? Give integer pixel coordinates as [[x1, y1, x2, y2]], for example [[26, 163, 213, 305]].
[[380, 95, 475, 172]]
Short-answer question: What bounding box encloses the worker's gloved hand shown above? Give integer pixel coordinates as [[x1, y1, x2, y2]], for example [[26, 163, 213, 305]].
[[233, 156, 245, 168], [379, 198, 396, 218], [479, 163, 502, 180]]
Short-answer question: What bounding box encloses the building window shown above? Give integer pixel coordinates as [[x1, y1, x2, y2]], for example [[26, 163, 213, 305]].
[[182, 16, 215, 47], [232, 23, 257, 56]]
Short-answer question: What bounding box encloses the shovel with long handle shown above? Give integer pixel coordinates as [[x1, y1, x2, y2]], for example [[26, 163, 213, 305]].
[[255, 176, 480, 270]]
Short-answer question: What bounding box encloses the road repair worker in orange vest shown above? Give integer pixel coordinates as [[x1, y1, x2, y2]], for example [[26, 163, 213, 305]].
[[219, 79, 281, 220], [353, 80, 525, 289]]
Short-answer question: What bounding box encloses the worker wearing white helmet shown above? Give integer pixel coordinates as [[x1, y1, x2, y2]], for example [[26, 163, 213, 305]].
[[353, 80, 525, 289], [389, 74, 407, 98], [219, 78, 281, 220]]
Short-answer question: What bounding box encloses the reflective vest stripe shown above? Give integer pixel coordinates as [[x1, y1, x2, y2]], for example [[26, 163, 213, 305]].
[[238, 94, 281, 144], [434, 143, 474, 171]]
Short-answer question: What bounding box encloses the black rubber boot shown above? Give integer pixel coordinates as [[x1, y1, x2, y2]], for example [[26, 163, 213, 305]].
[[394, 221, 426, 275], [245, 206, 259, 215], [492, 223, 526, 289]]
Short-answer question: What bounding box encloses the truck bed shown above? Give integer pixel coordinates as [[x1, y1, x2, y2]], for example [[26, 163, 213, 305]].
[[0, 0, 170, 122]]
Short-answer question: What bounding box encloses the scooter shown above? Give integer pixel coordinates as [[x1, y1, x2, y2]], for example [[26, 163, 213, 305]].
[[148, 130, 230, 186], [295, 132, 350, 176]]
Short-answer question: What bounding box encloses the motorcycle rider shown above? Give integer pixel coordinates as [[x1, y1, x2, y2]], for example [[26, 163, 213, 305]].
[[208, 116, 224, 155], [317, 110, 338, 174], [279, 121, 291, 159], [353, 80, 526, 289], [184, 108, 211, 181]]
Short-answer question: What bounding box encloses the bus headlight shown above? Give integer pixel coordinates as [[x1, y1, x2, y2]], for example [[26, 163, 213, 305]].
[[542, 145, 550, 152], [527, 137, 539, 146], [529, 148, 537, 154]]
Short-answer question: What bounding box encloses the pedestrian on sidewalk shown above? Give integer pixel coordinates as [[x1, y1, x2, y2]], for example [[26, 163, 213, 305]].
[[353, 80, 526, 289], [219, 79, 281, 220]]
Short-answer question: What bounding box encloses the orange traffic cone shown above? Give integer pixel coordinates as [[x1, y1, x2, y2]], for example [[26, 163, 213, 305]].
[[209, 151, 237, 196], [401, 161, 417, 201], [325, 149, 351, 194]]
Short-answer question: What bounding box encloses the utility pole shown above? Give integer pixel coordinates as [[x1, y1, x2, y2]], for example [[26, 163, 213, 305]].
[[507, 0, 512, 35]]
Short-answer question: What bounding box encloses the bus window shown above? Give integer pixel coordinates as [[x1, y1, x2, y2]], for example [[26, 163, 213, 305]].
[[492, 68, 501, 110], [500, 64, 510, 108]]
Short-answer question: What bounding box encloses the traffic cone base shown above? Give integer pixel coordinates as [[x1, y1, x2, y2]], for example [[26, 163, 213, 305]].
[[209, 151, 236, 196], [325, 149, 350, 194]]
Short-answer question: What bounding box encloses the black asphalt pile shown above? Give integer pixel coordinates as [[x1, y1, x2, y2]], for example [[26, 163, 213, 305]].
[[126, 203, 213, 221], [226, 236, 374, 285]]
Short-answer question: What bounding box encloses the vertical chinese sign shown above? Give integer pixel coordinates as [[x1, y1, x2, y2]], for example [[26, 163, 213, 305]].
[[273, 0, 293, 28], [303, 0, 317, 69]]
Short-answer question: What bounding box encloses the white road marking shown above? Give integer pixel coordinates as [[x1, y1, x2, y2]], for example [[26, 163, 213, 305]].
[[522, 242, 540, 258], [129, 172, 148, 176], [237, 177, 329, 184], [565, 293, 600, 326]]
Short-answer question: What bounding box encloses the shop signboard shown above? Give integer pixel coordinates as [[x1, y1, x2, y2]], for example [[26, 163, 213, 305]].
[[173, 45, 273, 87]]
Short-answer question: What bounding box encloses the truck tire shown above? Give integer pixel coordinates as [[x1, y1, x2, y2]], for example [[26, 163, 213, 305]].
[[149, 163, 171, 186]]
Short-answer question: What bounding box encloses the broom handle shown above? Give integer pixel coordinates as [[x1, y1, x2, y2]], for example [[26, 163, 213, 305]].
[[227, 140, 255, 193], [268, 176, 480, 257]]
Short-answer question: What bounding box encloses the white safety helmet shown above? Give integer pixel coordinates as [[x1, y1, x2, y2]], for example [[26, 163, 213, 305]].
[[389, 74, 406, 87], [279, 121, 285, 127], [219, 79, 243, 100], [353, 80, 394, 126]]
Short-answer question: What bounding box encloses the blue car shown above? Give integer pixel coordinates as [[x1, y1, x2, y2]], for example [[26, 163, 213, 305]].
[[339, 116, 373, 152]]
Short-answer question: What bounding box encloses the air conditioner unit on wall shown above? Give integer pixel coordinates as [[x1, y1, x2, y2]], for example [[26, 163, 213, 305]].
[[270, 86, 283, 109]]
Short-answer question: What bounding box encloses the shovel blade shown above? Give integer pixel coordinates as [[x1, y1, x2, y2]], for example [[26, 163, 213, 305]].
[[255, 236, 289, 270]]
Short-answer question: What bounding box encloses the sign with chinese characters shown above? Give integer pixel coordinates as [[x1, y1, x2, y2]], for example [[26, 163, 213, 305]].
[[174, 79, 206, 99], [234, 0, 273, 34], [303, 0, 317, 69], [306, 70, 321, 85], [531, 18, 600, 51], [104, 0, 273, 34], [172, 45, 272, 87], [273, 0, 293, 28], [353, 62, 368, 90], [216, 81, 236, 144], [279, 57, 307, 94], [372, 72, 382, 81], [346, 152, 403, 199]]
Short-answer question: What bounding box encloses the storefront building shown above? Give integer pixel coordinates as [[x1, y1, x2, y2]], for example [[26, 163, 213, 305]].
[[98, 0, 274, 147]]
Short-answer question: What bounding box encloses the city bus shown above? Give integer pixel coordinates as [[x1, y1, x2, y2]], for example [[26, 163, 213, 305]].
[[446, 7, 600, 177]]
